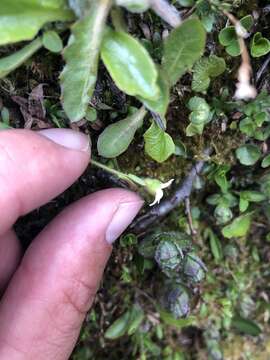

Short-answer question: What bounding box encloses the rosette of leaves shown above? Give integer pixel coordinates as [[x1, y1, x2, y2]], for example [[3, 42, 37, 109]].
[[192, 55, 226, 92], [138, 231, 191, 260], [138, 231, 206, 283], [155, 240, 185, 273], [218, 15, 253, 56], [186, 96, 213, 136], [239, 91, 270, 141], [207, 192, 238, 225]]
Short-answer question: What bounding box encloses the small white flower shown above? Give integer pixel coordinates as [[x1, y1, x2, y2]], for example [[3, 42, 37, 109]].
[[234, 81, 257, 100], [144, 178, 174, 206]]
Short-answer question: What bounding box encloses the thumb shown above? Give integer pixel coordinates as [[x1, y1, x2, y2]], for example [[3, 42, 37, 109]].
[[0, 189, 143, 360]]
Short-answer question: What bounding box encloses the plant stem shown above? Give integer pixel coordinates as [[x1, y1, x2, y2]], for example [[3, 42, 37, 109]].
[[91, 159, 142, 188]]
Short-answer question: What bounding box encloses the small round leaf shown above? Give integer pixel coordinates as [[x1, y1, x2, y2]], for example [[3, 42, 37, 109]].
[[236, 144, 261, 166]]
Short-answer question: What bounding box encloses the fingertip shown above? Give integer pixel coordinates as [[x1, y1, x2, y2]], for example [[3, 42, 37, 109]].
[[38, 129, 91, 154]]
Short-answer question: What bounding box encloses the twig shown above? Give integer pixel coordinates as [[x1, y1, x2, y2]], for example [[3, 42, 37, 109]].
[[130, 149, 211, 234]]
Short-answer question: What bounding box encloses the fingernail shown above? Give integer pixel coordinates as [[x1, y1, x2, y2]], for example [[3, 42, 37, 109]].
[[106, 201, 144, 244], [38, 129, 90, 152]]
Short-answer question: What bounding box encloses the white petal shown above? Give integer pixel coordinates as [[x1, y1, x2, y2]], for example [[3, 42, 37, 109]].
[[234, 82, 257, 100], [161, 178, 174, 189], [149, 189, 163, 206]]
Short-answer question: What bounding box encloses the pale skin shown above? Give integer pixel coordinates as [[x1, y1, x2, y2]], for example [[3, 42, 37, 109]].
[[0, 129, 143, 359]]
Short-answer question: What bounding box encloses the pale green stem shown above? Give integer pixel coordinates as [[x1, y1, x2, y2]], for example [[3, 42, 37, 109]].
[[91, 159, 142, 186]]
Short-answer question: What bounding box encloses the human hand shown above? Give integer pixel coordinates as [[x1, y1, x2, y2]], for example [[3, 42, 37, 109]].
[[0, 129, 143, 359]]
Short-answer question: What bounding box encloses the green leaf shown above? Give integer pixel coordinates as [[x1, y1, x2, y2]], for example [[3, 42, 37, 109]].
[[0, 37, 42, 79], [218, 16, 253, 57], [239, 190, 265, 212], [68, 0, 89, 17], [206, 229, 223, 261], [232, 316, 261, 336], [101, 29, 159, 100], [188, 96, 211, 124], [104, 311, 131, 339], [160, 311, 195, 328], [192, 55, 226, 92], [42, 31, 63, 53], [177, 0, 195, 5], [251, 32, 270, 58], [138, 69, 170, 119], [60, 0, 111, 122], [144, 122, 175, 163], [240, 191, 266, 202], [0, 0, 73, 45], [236, 144, 261, 166], [222, 213, 252, 239], [186, 123, 204, 136], [240, 15, 254, 31], [239, 197, 249, 212], [226, 39, 241, 57], [174, 140, 187, 157], [127, 304, 144, 335], [85, 107, 97, 123], [218, 26, 236, 46], [97, 107, 147, 158], [239, 117, 256, 137], [186, 96, 212, 136], [262, 154, 270, 168], [162, 19, 206, 86], [213, 165, 230, 193], [0, 107, 11, 129], [116, 0, 150, 13], [1, 107, 9, 124]]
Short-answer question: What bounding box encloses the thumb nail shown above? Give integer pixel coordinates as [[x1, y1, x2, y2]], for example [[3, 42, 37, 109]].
[[106, 201, 144, 244], [38, 129, 90, 153]]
